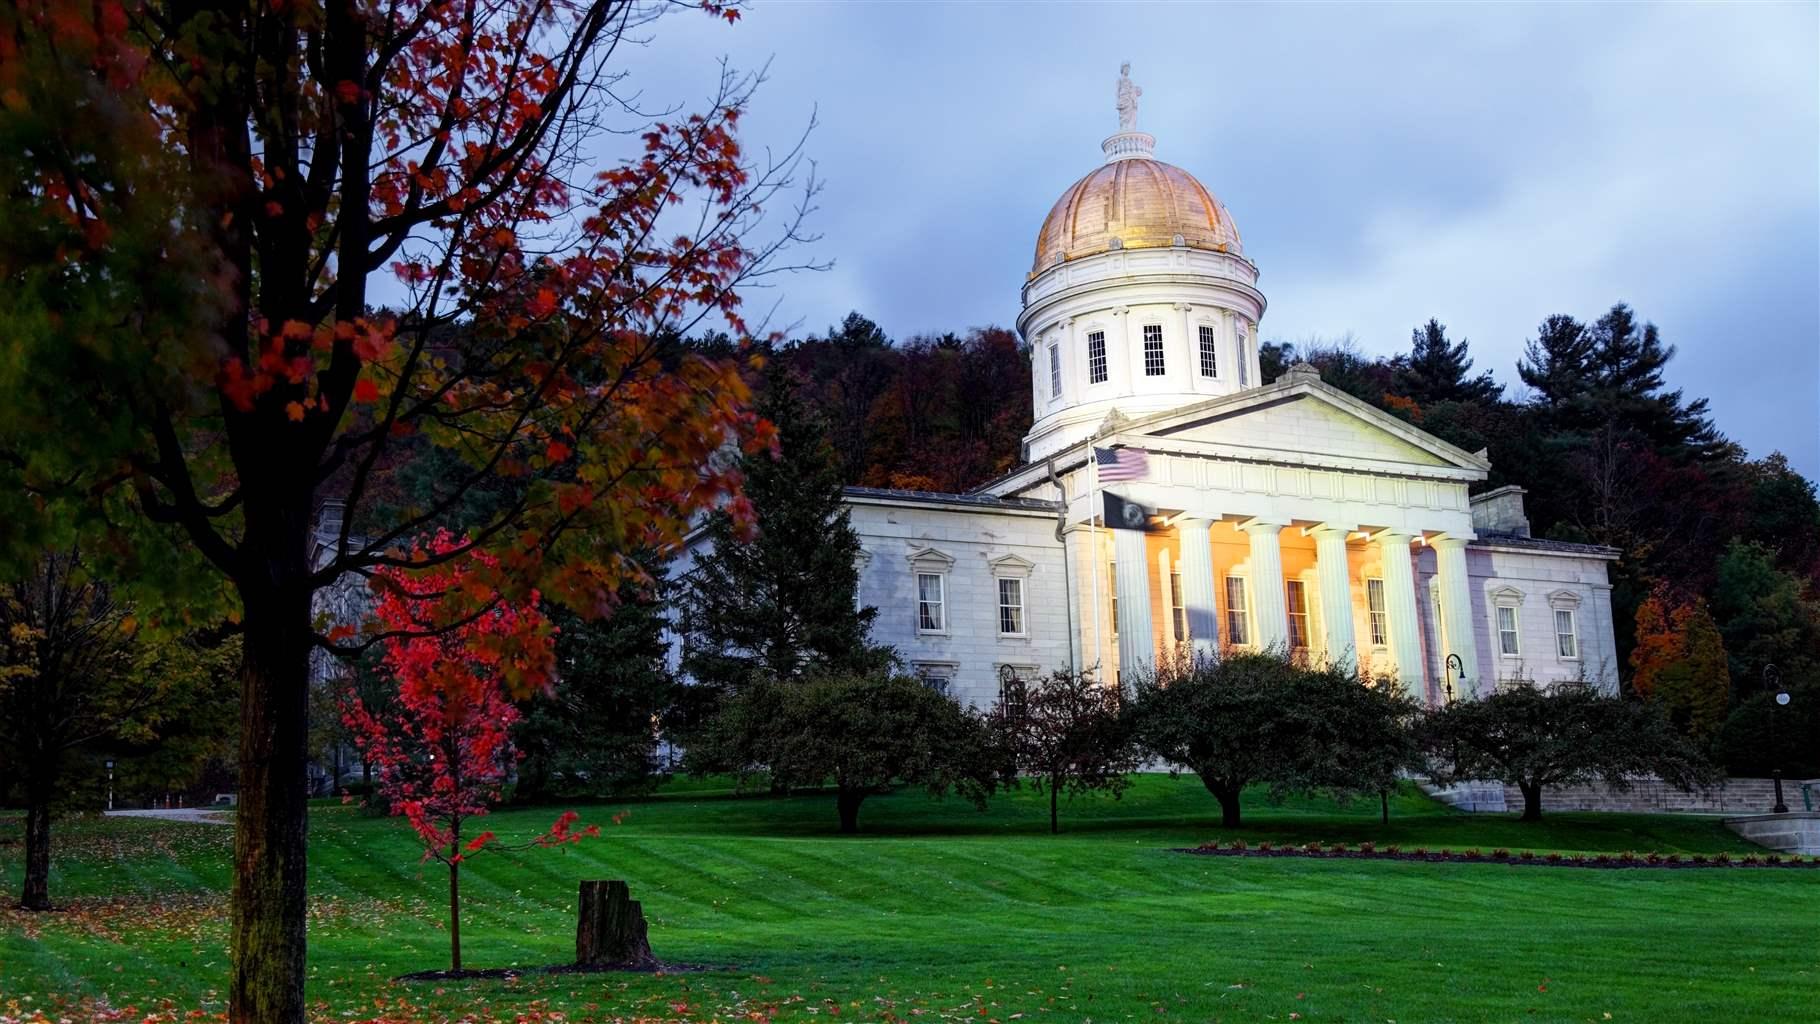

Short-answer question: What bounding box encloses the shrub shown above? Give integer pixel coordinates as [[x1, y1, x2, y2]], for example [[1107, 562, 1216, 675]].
[[1690, 854, 1709, 866], [1519, 850, 1535, 861], [1713, 852, 1732, 865], [992, 670, 1142, 834], [1382, 844, 1400, 855], [1230, 838, 1248, 851], [1257, 841, 1274, 852], [1743, 854, 1762, 866], [1491, 848, 1510, 860], [1646, 852, 1663, 865], [1357, 841, 1376, 854], [1545, 852, 1564, 863], [1464, 848, 1483, 859]]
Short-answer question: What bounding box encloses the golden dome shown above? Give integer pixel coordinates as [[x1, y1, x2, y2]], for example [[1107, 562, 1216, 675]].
[[1032, 157, 1242, 277]]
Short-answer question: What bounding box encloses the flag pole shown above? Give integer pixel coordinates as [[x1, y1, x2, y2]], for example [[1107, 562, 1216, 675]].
[[1087, 436, 1103, 681]]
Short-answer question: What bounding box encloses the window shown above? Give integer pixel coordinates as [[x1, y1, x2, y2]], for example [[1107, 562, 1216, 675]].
[[1497, 605, 1521, 656], [1366, 578, 1388, 647], [1087, 331, 1108, 384], [1236, 320, 1250, 386], [916, 572, 945, 633], [1555, 608, 1578, 659], [1224, 576, 1250, 646], [914, 663, 954, 695], [997, 672, 1029, 720], [997, 577, 1025, 636], [1048, 344, 1062, 400], [1142, 324, 1166, 376], [1198, 324, 1218, 378], [1286, 579, 1310, 652], [1170, 570, 1186, 642]]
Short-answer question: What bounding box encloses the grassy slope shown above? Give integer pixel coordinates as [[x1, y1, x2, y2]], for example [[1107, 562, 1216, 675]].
[[2, 776, 1816, 1023]]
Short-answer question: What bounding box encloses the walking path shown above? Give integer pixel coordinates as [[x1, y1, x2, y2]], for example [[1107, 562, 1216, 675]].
[[104, 807, 233, 825]]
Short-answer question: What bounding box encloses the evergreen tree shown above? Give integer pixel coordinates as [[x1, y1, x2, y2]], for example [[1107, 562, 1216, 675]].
[[1517, 314, 1595, 409], [1394, 319, 1501, 407], [1586, 304, 1722, 451], [677, 361, 892, 706]]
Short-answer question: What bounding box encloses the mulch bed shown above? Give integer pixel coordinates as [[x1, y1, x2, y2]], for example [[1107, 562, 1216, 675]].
[[396, 960, 714, 982], [1177, 842, 1820, 870]]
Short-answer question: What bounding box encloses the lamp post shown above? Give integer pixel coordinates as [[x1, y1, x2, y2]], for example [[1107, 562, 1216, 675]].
[[104, 759, 115, 812], [1444, 653, 1464, 704], [1765, 665, 1789, 814]]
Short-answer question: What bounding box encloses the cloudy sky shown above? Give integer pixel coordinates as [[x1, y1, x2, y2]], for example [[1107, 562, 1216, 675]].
[[615, 2, 1819, 475]]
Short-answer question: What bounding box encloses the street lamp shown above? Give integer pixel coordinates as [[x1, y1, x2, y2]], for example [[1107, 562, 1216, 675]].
[[1444, 653, 1464, 704], [104, 759, 115, 812], [1765, 665, 1789, 814]]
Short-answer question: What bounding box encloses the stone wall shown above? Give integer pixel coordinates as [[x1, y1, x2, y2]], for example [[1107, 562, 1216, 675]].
[[1504, 777, 1817, 815]]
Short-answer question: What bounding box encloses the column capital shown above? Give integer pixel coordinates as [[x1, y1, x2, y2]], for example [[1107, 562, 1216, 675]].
[[1111, 305, 1131, 317], [1368, 528, 1417, 545], [1429, 533, 1476, 550], [1238, 516, 1290, 535], [1303, 522, 1359, 539], [1172, 302, 1194, 312]]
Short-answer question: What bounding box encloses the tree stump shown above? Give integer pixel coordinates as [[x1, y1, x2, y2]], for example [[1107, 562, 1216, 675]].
[[575, 880, 655, 968]]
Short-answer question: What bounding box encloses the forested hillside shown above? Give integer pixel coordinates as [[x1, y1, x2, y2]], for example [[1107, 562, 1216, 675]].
[[757, 307, 1820, 722]]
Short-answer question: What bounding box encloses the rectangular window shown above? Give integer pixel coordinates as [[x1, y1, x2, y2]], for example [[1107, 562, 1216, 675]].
[[1286, 579, 1309, 652], [1142, 324, 1166, 376], [998, 673, 1029, 720], [1366, 578, 1388, 647], [1198, 324, 1218, 378], [915, 665, 952, 695], [1048, 344, 1062, 399], [917, 573, 945, 633], [1170, 570, 1187, 642], [1498, 605, 1521, 656], [1224, 576, 1250, 646], [1087, 331, 1108, 384], [1555, 609, 1577, 658], [997, 577, 1025, 636]]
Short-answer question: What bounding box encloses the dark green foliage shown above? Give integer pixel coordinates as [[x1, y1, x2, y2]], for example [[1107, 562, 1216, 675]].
[[1714, 683, 1820, 778], [1421, 684, 1716, 821], [1711, 540, 1820, 691], [513, 590, 672, 801], [991, 671, 1141, 834], [686, 673, 1004, 832], [1518, 313, 1597, 408], [675, 359, 891, 706], [1393, 319, 1501, 407], [1129, 653, 1421, 827]]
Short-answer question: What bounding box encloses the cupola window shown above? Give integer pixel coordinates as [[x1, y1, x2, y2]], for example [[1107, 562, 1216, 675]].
[[1198, 324, 1218, 378], [1048, 344, 1062, 399], [1087, 331, 1108, 384], [1142, 324, 1166, 376]]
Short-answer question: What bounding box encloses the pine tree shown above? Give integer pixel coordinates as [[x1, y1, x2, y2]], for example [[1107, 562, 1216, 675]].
[[1394, 319, 1501, 407], [1587, 304, 1722, 451], [677, 360, 892, 707], [1517, 314, 1595, 409]]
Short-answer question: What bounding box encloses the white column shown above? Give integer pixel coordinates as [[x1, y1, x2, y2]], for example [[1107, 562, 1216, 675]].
[[1242, 520, 1290, 653], [1176, 303, 1195, 380], [1112, 306, 1131, 390], [1177, 518, 1220, 663], [1432, 536, 1479, 701], [1308, 524, 1357, 669], [1157, 547, 1176, 648], [1375, 530, 1425, 698], [1113, 528, 1155, 687]]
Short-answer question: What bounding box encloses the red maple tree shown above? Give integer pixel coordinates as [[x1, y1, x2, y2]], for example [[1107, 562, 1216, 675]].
[[1, 2, 808, 1017], [342, 532, 589, 974]]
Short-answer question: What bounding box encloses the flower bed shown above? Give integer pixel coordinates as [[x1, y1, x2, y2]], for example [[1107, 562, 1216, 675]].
[[1179, 840, 1818, 870]]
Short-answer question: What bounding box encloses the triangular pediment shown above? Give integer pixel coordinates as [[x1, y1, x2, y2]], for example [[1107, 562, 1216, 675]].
[[1127, 375, 1490, 474]]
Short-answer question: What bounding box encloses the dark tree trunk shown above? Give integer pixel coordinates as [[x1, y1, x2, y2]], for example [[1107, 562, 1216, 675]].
[[1381, 790, 1390, 825], [575, 880, 655, 967], [19, 793, 51, 911], [448, 823, 463, 973], [1518, 780, 1543, 822], [836, 787, 865, 834], [229, 570, 312, 1024], [1203, 777, 1243, 827], [1049, 774, 1060, 835]]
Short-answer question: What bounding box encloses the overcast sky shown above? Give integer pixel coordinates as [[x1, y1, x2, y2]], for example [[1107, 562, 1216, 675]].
[[614, 2, 1819, 476]]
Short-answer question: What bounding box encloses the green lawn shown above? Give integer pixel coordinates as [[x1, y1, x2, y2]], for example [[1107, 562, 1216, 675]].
[[2, 776, 1816, 1023]]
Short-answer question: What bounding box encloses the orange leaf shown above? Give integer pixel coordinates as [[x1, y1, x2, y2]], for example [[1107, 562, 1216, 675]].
[[285, 401, 306, 422]]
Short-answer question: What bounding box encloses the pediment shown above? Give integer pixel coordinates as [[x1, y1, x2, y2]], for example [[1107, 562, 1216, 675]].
[[1132, 380, 1490, 475]]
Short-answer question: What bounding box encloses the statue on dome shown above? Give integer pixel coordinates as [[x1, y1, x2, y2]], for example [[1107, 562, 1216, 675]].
[[1116, 62, 1141, 131]]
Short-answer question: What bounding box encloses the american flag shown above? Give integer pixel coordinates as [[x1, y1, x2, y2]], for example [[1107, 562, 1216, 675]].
[[1094, 446, 1149, 483]]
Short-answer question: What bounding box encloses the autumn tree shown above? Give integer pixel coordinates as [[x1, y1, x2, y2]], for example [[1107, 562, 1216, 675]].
[[0, 549, 237, 910], [0, 2, 809, 1017], [341, 533, 581, 974], [1630, 588, 1731, 741], [1420, 683, 1714, 821], [991, 671, 1140, 834]]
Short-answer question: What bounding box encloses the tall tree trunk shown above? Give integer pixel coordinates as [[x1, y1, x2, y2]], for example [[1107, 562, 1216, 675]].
[[836, 787, 864, 834], [1380, 790, 1390, 825], [19, 790, 51, 911], [1518, 780, 1543, 822], [230, 574, 312, 1024], [1203, 777, 1243, 828], [1049, 778, 1060, 835], [448, 837, 463, 973]]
